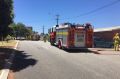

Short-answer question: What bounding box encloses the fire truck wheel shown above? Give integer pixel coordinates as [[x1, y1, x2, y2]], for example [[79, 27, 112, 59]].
[[50, 42, 54, 46]]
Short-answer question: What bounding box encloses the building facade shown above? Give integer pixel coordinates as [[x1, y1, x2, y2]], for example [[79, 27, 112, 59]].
[[94, 26, 120, 41]]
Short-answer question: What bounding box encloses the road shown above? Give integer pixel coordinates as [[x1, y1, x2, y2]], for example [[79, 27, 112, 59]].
[[11, 41, 120, 79]]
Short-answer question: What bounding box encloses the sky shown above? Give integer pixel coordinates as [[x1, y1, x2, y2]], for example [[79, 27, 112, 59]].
[[14, 0, 120, 33]]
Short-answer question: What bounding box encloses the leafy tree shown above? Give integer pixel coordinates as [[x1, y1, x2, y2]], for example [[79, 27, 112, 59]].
[[10, 23, 33, 40], [9, 23, 16, 36], [0, 0, 14, 40]]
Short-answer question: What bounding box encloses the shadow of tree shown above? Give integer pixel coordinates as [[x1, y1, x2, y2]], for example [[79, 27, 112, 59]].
[[0, 48, 37, 72], [10, 50, 37, 72], [0, 48, 13, 70]]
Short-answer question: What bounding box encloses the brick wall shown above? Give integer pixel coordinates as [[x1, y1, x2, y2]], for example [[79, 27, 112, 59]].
[[94, 29, 120, 41]]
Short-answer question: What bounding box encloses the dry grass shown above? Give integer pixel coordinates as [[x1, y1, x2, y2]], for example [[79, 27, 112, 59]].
[[0, 70, 1, 74], [0, 40, 17, 47], [0, 40, 17, 75]]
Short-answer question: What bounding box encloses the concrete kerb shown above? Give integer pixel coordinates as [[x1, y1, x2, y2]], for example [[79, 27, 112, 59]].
[[90, 50, 100, 54], [0, 40, 19, 79]]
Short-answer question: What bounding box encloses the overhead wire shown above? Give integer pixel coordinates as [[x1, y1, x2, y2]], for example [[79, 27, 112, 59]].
[[61, 0, 120, 20]]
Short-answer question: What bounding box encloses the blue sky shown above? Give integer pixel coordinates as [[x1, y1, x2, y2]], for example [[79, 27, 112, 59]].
[[14, 0, 120, 33]]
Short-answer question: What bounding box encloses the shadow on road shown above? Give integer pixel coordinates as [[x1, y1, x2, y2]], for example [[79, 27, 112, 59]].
[[64, 48, 93, 53], [0, 48, 13, 70], [10, 50, 37, 72], [51, 45, 94, 53], [0, 47, 37, 72]]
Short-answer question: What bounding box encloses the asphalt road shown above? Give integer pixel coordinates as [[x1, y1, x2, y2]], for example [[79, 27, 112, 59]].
[[11, 41, 120, 79]]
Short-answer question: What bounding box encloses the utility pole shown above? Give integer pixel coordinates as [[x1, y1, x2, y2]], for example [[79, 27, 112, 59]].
[[43, 25, 44, 35], [56, 14, 60, 26]]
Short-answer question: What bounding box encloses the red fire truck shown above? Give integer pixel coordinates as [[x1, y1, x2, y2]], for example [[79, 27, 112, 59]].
[[49, 23, 93, 49]]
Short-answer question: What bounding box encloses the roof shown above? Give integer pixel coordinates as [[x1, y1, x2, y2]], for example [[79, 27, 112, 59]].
[[94, 26, 120, 32]]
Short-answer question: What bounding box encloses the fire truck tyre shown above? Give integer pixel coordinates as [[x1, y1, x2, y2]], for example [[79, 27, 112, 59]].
[[50, 42, 54, 45], [58, 41, 62, 49], [50, 40, 54, 45]]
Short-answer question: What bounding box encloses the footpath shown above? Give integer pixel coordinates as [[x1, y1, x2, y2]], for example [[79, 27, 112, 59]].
[[89, 48, 120, 55], [0, 41, 19, 79]]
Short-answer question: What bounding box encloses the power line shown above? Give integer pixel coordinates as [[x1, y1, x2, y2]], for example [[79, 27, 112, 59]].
[[33, 27, 50, 29], [48, 13, 60, 25], [61, 0, 120, 20]]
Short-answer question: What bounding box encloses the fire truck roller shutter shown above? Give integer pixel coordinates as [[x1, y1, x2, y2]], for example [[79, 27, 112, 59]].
[[74, 30, 85, 47], [62, 28, 68, 47]]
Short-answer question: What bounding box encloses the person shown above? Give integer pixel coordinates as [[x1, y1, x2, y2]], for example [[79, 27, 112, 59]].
[[113, 33, 120, 51]]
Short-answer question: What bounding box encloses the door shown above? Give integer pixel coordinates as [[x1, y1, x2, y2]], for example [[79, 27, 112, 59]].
[[74, 31, 85, 47]]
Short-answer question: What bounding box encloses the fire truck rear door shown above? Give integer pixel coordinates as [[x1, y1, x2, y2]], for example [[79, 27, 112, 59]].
[[74, 31, 85, 47]]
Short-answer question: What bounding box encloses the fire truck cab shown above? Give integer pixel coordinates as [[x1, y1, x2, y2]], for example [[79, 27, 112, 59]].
[[49, 23, 93, 49]]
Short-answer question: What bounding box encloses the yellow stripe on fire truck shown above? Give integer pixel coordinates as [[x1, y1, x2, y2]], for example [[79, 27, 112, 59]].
[[56, 32, 68, 35]]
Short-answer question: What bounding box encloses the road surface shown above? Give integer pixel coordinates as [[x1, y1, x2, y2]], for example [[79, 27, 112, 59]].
[[11, 41, 120, 79]]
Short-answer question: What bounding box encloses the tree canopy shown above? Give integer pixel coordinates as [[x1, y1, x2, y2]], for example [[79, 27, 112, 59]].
[[0, 0, 14, 40], [10, 23, 33, 40]]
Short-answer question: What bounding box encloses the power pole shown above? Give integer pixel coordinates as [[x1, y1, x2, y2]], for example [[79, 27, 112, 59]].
[[56, 14, 60, 26], [43, 25, 44, 35]]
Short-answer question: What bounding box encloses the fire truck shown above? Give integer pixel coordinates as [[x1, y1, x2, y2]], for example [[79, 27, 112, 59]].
[[49, 23, 93, 49]]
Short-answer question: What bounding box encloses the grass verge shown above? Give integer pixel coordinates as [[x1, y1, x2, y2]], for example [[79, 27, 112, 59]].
[[0, 40, 17, 48], [0, 40, 17, 75]]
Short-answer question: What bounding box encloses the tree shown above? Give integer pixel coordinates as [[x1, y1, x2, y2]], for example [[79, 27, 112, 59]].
[[10, 23, 33, 40], [9, 23, 16, 37], [0, 0, 14, 40]]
